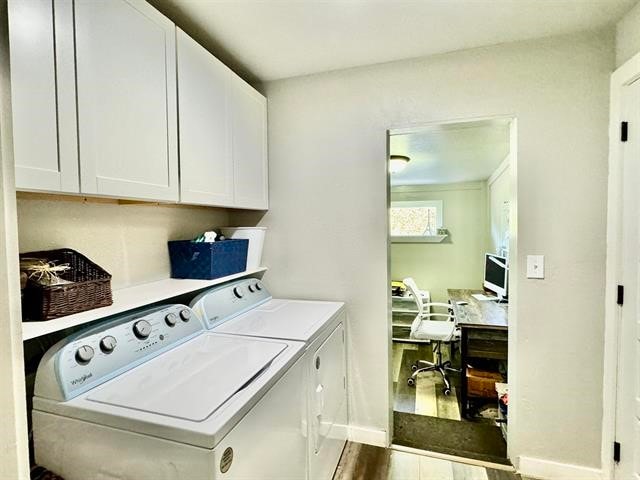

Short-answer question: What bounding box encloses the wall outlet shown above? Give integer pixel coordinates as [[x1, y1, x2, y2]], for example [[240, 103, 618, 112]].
[[527, 255, 544, 279]]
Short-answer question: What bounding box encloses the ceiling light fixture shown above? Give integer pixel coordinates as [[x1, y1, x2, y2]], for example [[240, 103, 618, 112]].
[[389, 155, 410, 174]]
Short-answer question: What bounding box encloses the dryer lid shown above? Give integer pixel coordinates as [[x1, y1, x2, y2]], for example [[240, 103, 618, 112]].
[[86, 334, 286, 422], [213, 299, 343, 342]]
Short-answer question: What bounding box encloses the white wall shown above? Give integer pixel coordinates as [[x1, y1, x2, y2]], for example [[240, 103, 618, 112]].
[[616, 1, 640, 67], [390, 182, 487, 303], [17, 196, 230, 289], [488, 158, 511, 256], [256, 30, 613, 470]]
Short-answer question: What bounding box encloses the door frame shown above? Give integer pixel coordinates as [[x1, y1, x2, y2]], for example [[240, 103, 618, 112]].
[[0, 1, 30, 478], [385, 114, 518, 463], [602, 50, 640, 480]]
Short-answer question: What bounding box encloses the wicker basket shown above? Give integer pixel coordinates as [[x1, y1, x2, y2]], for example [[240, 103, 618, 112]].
[[20, 248, 113, 321]]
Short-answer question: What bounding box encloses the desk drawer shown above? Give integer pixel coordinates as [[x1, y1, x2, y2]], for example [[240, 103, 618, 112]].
[[467, 329, 508, 342], [466, 331, 508, 360]]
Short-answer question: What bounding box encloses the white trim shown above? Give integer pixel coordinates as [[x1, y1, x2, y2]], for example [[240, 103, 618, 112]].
[[0, 2, 30, 477], [348, 425, 388, 447], [602, 49, 640, 480], [391, 444, 516, 472], [487, 154, 510, 187], [392, 181, 484, 193], [519, 456, 602, 480]]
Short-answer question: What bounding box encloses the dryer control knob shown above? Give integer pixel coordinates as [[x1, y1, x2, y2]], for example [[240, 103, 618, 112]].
[[248, 284, 255, 293], [165, 313, 178, 327], [233, 286, 244, 299], [254, 282, 263, 291], [133, 319, 152, 339], [179, 309, 191, 322], [75, 345, 94, 364], [99, 336, 117, 354]]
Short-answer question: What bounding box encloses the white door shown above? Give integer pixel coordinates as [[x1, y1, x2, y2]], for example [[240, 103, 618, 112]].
[[8, 0, 78, 193], [176, 29, 234, 207], [615, 77, 640, 480], [231, 76, 268, 210], [73, 0, 178, 201], [309, 321, 348, 480]]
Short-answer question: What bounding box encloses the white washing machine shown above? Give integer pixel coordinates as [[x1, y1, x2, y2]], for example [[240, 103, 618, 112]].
[[32, 303, 309, 480], [190, 278, 348, 480]]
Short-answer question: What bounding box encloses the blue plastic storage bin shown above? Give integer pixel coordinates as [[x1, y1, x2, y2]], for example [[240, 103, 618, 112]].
[[168, 239, 249, 280]]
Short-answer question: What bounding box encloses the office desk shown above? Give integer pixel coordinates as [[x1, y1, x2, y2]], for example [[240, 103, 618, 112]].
[[448, 289, 508, 418]]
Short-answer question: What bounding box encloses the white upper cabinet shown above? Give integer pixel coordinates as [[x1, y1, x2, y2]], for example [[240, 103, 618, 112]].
[[8, 0, 79, 193], [176, 29, 234, 207], [9, 0, 267, 209], [231, 76, 269, 210], [72, 0, 179, 201]]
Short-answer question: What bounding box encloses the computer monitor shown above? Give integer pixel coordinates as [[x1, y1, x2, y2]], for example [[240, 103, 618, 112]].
[[484, 253, 508, 300]]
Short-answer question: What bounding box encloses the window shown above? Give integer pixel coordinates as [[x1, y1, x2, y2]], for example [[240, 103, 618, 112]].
[[390, 200, 443, 242]]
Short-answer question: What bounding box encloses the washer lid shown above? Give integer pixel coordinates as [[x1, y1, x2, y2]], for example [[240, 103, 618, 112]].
[[213, 299, 344, 343], [86, 334, 285, 422]]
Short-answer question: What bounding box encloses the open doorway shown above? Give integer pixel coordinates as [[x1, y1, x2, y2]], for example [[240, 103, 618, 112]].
[[388, 117, 516, 465]]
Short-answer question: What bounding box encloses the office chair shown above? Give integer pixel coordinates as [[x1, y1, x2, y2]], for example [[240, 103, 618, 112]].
[[403, 277, 460, 395]]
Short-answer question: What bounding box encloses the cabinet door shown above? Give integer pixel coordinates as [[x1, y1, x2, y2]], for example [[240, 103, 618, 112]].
[[310, 320, 348, 480], [176, 29, 233, 207], [8, 0, 79, 193], [74, 0, 178, 201], [231, 77, 268, 210]]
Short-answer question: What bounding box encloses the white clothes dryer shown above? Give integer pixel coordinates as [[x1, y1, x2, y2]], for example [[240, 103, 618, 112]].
[[190, 278, 349, 480]]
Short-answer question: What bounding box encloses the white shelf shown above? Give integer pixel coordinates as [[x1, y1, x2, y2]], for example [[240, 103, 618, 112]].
[[391, 235, 448, 244], [22, 267, 267, 341]]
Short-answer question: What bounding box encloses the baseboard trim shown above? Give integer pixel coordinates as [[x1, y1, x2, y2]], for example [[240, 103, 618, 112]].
[[392, 444, 515, 472], [348, 425, 387, 447], [519, 456, 602, 480]]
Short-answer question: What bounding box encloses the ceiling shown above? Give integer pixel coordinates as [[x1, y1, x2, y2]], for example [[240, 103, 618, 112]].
[[389, 119, 511, 186], [155, 0, 635, 82]]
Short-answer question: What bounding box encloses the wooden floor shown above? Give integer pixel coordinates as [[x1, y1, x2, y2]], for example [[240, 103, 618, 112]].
[[392, 342, 462, 420], [392, 342, 499, 424], [333, 442, 522, 480]]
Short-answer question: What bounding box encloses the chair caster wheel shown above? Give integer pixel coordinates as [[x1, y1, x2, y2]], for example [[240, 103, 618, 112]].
[[411, 364, 418, 371], [443, 388, 451, 396], [407, 378, 415, 387]]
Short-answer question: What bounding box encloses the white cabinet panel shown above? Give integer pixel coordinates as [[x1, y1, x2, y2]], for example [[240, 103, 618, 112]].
[[176, 29, 233, 207], [231, 76, 268, 210], [8, 0, 79, 193], [74, 0, 178, 201]]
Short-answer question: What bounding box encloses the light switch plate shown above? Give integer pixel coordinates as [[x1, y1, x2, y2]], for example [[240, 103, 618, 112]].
[[527, 255, 544, 279]]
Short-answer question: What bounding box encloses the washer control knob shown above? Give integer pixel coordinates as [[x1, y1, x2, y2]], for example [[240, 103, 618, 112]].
[[179, 309, 191, 322], [99, 336, 117, 354], [254, 282, 263, 291], [133, 319, 152, 339], [165, 313, 178, 327], [75, 345, 95, 364], [233, 286, 244, 299], [248, 284, 255, 293]]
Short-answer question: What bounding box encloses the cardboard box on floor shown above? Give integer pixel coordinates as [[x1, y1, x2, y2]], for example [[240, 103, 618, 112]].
[[466, 366, 504, 398]]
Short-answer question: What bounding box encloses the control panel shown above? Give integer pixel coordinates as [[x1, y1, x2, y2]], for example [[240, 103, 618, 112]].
[[190, 278, 271, 330], [39, 304, 204, 401]]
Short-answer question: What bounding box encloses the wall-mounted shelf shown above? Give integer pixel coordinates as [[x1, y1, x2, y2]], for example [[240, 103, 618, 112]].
[[22, 267, 267, 341], [391, 234, 448, 244]]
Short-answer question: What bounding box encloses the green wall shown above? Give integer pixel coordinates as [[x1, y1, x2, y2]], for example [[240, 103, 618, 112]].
[[390, 182, 488, 303]]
